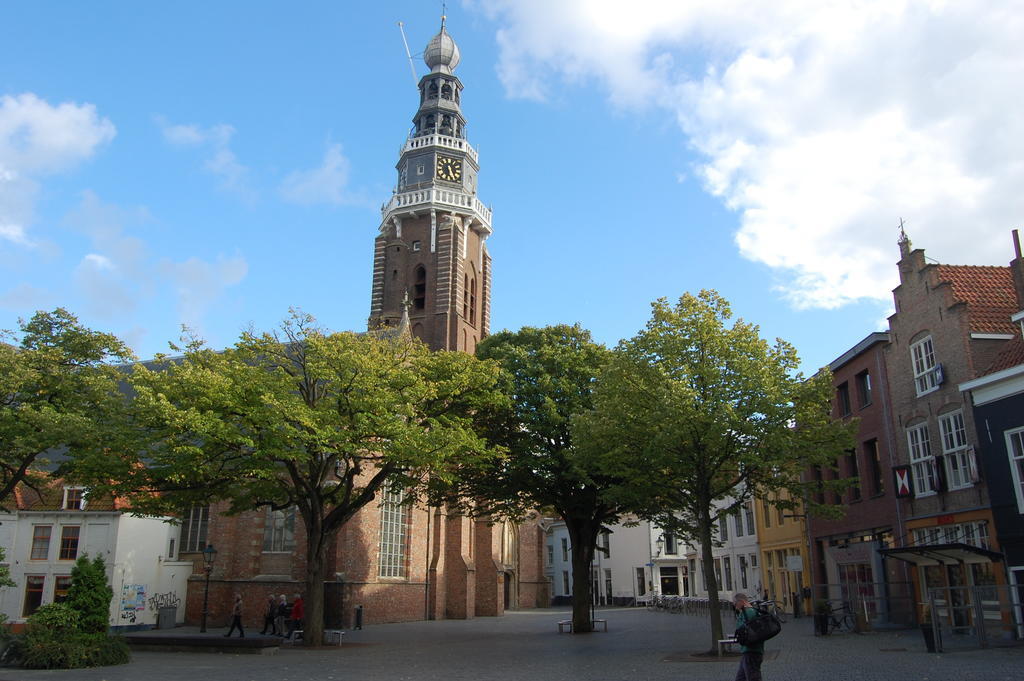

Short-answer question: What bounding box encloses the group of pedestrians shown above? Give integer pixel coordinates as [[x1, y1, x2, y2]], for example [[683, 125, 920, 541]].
[[259, 593, 305, 638], [222, 592, 305, 639]]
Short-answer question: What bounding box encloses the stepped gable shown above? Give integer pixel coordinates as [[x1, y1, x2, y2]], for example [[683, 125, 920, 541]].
[[934, 264, 1016, 334]]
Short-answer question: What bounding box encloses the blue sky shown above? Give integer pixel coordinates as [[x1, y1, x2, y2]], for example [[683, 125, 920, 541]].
[[2, 1, 1021, 372]]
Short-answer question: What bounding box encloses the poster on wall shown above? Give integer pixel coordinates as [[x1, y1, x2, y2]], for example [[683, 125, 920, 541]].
[[120, 584, 147, 623]]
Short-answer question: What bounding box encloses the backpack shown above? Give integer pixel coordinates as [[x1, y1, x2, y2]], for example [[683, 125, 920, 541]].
[[735, 606, 782, 646]]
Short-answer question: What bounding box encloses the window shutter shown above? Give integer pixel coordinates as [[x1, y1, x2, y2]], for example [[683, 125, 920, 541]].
[[966, 448, 980, 483]]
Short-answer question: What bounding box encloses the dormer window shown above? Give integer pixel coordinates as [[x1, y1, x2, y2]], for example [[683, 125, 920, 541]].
[[63, 487, 86, 511], [911, 335, 941, 396]]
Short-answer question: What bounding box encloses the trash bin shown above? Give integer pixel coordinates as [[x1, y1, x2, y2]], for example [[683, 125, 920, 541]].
[[157, 606, 177, 629]]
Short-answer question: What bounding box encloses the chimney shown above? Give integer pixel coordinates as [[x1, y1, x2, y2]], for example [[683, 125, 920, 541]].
[[1012, 229, 1024, 310]]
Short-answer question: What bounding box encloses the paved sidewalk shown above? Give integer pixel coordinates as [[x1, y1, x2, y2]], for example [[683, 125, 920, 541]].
[[3, 607, 1022, 681]]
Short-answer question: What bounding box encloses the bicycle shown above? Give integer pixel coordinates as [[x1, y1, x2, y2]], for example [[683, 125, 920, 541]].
[[752, 598, 788, 624], [825, 601, 855, 634]]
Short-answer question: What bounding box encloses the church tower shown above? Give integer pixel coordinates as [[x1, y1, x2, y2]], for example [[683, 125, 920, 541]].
[[369, 19, 492, 352]]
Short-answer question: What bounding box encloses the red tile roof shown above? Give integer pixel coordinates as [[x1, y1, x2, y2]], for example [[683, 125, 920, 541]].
[[985, 337, 1024, 375], [934, 265, 1018, 334]]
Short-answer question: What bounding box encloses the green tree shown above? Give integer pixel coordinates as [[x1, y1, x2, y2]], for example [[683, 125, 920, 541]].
[[97, 312, 501, 645], [0, 546, 15, 590], [0, 309, 133, 508], [578, 291, 853, 652], [66, 554, 114, 633], [441, 325, 623, 633]]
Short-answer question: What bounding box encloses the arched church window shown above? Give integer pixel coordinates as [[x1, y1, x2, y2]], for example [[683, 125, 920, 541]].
[[441, 82, 453, 100], [413, 265, 426, 310], [426, 114, 435, 131], [462, 273, 469, 319], [428, 80, 439, 98], [470, 274, 477, 326], [440, 115, 453, 135]]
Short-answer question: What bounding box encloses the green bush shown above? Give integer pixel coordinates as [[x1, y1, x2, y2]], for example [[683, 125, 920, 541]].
[[24, 603, 81, 635], [3, 558, 130, 669], [18, 631, 129, 669], [66, 555, 114, 634]]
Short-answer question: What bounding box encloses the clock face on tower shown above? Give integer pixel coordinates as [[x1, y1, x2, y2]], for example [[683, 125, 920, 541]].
[[436, 155, 463, 183]]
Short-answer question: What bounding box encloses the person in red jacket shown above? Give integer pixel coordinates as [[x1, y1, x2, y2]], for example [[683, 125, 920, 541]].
[[288, 593, 304, 640]]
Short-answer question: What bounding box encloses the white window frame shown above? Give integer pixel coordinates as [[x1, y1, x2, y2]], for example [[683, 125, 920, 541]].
[[939, 411, 972, 490], [62, 487, 87, 511], [1006, 427, 1024, 514], [911, 336, 940, 396], [907, 423, 936, 496]]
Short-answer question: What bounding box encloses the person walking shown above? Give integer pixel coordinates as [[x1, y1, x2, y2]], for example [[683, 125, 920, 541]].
[[259, 595, 277, 635], [288, 593, 304, 640], [274, 594, 290, 637], [224, 593, 245, 638], [733, 592, 764, 681]]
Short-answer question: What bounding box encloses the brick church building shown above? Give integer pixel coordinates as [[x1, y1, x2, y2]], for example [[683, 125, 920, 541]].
[[181, 19, 549, 630]]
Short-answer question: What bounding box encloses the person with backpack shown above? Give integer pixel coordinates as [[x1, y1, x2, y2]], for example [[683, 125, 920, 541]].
[[733, 592, 765, 680]]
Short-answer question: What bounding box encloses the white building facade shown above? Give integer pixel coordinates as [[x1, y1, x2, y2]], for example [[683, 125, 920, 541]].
[[0, 485, 192, 630]]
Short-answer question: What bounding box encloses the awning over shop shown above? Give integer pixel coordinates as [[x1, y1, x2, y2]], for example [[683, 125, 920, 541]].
[[878, 542, 1004, 566]]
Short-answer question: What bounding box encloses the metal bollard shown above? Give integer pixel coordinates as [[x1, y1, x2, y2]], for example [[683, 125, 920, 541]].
[[354, 605, 363, 630]]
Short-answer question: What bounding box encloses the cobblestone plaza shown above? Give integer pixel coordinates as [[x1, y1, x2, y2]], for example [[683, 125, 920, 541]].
[[7, 607, 1022, 681]]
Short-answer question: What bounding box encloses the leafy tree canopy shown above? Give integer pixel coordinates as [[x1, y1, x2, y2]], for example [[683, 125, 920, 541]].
[[80, 311, 502, 644], [577, 291, 854, 649], [0, 309, 133, 509], [441, 324, 623, 632]]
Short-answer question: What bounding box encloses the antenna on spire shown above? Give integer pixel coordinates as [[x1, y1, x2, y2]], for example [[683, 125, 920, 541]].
[[441, 1, 447, 29], [396, 21, 419, 89]]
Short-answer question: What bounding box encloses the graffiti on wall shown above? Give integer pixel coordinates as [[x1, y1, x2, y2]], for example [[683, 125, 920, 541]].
[[120, 584, 147, 623], [147, 591, 181, 612]]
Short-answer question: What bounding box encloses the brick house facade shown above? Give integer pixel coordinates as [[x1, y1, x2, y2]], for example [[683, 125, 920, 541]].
[[807, 332, 912, 625], [881, 232, 1021, 609]]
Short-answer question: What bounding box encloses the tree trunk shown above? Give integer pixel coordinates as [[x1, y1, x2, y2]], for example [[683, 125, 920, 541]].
[[303, 521, 329, 646], [566, 518, 597, 634], [699, 510, 724, 654]]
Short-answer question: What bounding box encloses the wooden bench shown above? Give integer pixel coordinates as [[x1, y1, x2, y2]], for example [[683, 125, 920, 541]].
[[557, 619, 608, 633], [717, 636, 738, 656]]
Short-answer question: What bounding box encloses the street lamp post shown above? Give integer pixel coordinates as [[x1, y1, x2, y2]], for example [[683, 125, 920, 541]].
[[200, 544, 217, 633]]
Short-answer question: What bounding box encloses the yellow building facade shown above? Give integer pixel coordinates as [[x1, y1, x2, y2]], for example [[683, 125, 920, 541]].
[[755, 493, 813, 617]]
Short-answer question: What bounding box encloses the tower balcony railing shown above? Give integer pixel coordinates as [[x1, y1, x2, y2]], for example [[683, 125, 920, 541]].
[[382, 188, 492, 230], [401, 134, 478, 164]]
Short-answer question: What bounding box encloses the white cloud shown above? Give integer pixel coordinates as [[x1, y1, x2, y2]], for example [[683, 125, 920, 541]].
[[157, 118, 254, 201], [477, 0, 1024, 308], [160, 255, 248, 328], [0, 93, 115, 174], [63, 191, 248, 327], [279, 143, 354, 205], [0, 93, 114, 251]]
